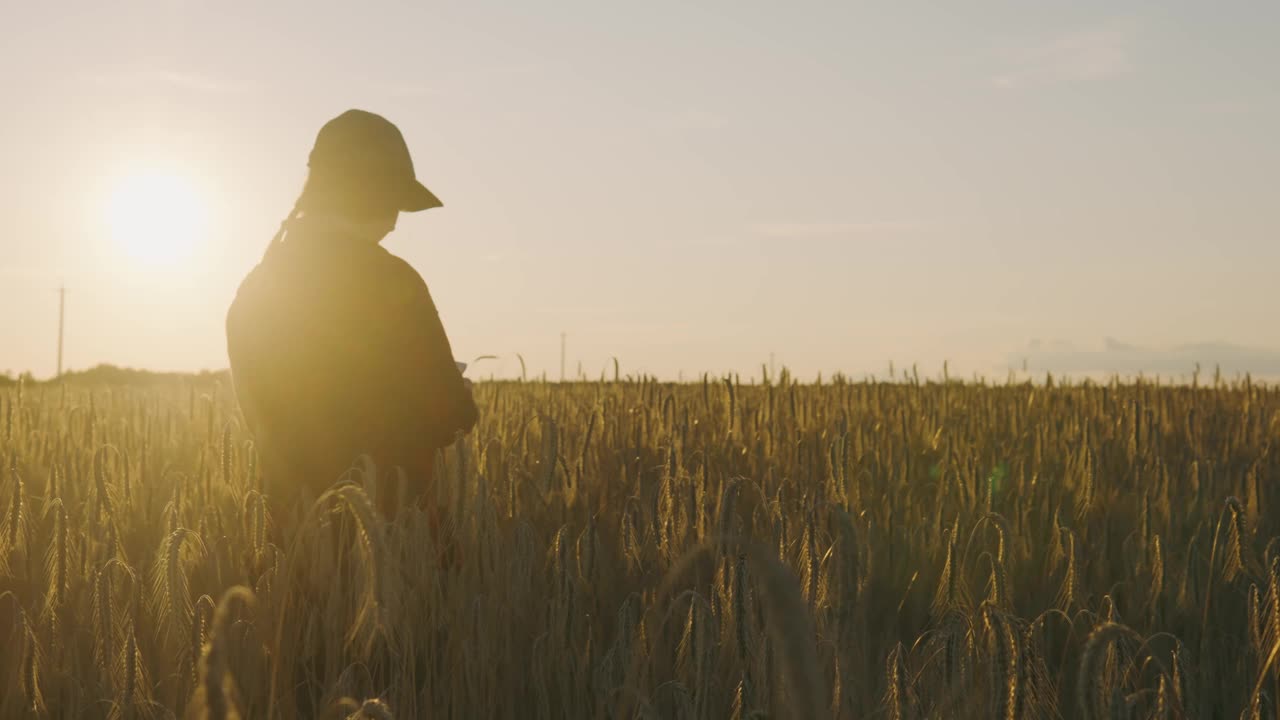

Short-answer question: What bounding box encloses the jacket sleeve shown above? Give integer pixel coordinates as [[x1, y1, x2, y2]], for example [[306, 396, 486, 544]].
[[383, 259, 479, 448]]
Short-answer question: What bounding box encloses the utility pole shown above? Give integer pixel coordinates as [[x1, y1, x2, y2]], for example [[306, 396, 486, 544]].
[[560, 332, 566, 382], [56, 285, 65, 378]]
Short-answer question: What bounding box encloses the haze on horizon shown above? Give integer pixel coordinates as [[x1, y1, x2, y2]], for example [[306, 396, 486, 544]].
[[2, 2, 1277, 382]]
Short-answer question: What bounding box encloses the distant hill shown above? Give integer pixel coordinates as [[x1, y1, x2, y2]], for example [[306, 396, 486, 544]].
[[35, 364, 229, 387]]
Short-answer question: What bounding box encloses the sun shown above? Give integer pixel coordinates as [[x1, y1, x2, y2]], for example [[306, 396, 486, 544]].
[[106, 170, 209, 268]]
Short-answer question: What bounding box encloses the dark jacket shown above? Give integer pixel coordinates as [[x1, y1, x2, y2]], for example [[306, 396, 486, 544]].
[[226, 222, 478, 502]]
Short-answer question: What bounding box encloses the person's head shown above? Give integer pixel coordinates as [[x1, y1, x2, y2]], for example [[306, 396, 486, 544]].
[[295, 166, 402, 234], [267, 110, 441, 250]]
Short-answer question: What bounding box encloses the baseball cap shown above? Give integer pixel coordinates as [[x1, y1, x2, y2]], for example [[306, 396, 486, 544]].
[[307, 109, 442, 212]]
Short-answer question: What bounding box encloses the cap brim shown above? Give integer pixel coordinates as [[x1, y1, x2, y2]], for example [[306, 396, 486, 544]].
[[401, 180, 442, 212]]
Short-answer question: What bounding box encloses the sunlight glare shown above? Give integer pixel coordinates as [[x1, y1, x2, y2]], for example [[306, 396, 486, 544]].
[[106, 170, 209, 268]]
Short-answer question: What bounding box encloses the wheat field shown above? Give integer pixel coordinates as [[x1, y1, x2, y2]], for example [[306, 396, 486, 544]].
[[1, 372, 1279, 719]]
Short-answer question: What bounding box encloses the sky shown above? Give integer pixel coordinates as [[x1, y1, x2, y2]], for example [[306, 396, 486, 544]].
[[2, 1, 1278, 382]]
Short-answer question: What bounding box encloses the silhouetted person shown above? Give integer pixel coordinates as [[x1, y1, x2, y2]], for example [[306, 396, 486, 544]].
[[226, 109, 477, 517]]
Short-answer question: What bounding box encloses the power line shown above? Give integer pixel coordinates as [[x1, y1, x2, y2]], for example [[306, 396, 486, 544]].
[[57, 285, 66, 378]]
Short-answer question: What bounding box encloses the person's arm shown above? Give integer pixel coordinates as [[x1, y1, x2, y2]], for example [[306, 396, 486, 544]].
[[383, 258, 478, 447]]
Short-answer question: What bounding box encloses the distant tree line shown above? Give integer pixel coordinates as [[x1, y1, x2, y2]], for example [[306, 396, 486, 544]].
[[0, 364, 228, 387]]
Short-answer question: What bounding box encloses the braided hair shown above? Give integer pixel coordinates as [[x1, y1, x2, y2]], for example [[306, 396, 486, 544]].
[[262, 170, 398, 260], [262, 198, 303, 261]]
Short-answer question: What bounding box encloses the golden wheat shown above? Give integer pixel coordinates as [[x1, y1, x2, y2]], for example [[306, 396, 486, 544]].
[[1, 373, 1279, 717]]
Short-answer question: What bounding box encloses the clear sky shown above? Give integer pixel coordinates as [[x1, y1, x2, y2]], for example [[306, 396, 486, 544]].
[[2, 2, 1278, 381]]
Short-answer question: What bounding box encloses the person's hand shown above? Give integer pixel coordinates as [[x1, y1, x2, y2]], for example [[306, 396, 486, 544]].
[[457, 378, 477, 439]]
